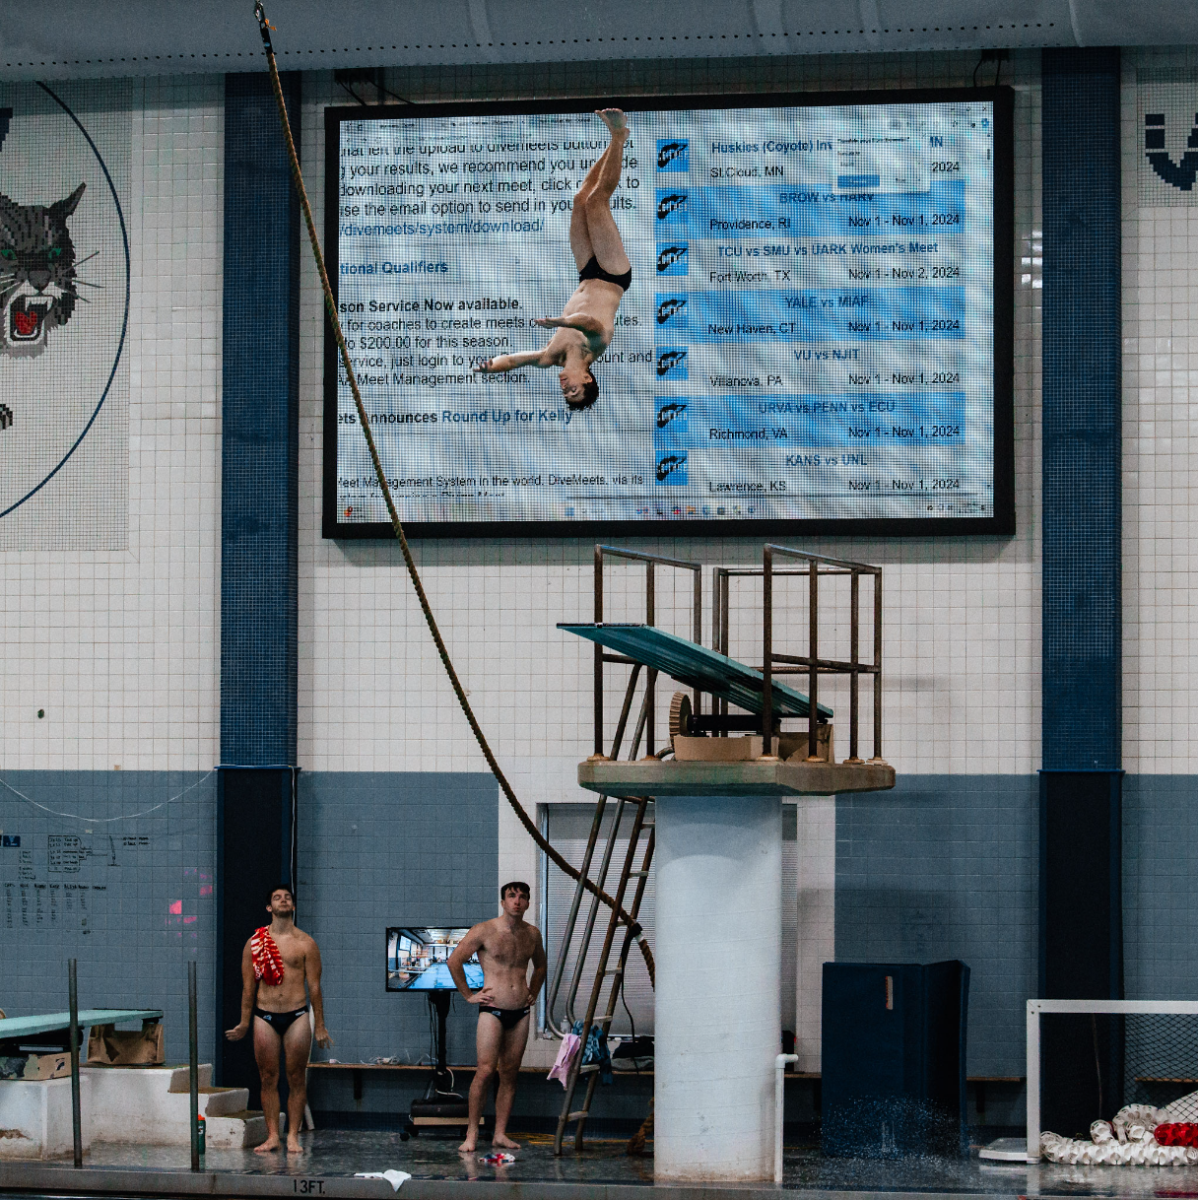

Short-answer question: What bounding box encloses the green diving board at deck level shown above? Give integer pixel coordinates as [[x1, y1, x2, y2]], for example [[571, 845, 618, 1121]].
[[557, 623, 834, 720], [0, 1010, 163, 1043]]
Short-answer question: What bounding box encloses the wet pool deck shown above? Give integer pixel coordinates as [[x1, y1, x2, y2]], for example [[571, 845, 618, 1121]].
[[3, 1130, 1198, 1200]]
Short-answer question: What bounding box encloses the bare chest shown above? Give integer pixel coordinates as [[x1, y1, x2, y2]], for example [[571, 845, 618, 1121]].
[[272, 932, 308, 976], [564, 282, 619, 346], [479, 925, 537, 970]]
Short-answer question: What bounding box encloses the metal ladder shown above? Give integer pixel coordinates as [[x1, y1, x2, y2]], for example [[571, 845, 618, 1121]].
[[545, 666, 658, 1154], [545, 547, 700, 1154], [548, 791, 655, 1154]]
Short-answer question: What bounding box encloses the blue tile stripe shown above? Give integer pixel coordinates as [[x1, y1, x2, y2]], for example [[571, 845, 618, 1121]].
[[1041, 49, 1122, 771], [220, 72, 301, 766]]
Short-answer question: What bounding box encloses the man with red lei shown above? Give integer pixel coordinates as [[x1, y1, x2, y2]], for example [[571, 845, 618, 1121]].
[[226, 885, 332, 1153]]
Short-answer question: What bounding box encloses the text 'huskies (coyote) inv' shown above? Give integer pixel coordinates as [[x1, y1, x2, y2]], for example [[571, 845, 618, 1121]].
[[0, 82, 130, 550]]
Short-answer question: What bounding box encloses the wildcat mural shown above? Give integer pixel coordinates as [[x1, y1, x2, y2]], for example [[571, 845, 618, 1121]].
[[0, 182, 86, 358], [0, 82, 129, 550]]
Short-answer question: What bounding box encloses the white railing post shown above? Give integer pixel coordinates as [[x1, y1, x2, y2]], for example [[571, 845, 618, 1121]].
[[1026, 1000, 1040, 1163]]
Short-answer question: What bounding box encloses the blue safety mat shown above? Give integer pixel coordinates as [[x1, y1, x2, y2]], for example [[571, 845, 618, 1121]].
[[557, 623, 833, 719]]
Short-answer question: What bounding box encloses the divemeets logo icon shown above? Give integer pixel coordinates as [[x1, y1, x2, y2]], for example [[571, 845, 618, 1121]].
[[657, 139, 689, 172], [656, 400, 688, 433], [656, 190, 688, 223], [656, 347, 688, 379], [655, 295, 688, 328], [656, 243, 688, 275], [656, 452, 688, 484]]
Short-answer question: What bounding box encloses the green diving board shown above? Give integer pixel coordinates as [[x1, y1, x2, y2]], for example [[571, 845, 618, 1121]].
[[0, 1009, 162, 1043], [558, 623, 834, 720]]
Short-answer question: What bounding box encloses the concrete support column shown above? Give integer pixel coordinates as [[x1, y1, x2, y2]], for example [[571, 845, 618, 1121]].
[[654, 794, 781, 1181]]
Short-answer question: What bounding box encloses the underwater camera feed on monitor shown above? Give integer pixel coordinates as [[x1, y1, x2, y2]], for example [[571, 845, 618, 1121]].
[[325, 88, 1012, 537], [386, 926, 484, 991]]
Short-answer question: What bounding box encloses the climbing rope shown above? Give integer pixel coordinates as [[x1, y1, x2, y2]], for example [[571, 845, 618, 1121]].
[[251, 3, 654, 990]]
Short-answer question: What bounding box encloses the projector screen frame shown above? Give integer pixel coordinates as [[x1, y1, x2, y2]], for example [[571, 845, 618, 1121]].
[[322, 86, 1015, 540]]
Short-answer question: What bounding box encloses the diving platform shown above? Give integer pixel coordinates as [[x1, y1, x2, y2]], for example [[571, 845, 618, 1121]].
[[562, 546, 894, 1183], [578, 755, 895, 797], [557, 623, 835, 721]]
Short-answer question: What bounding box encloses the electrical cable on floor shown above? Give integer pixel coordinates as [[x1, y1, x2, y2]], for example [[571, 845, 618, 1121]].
[[251, 0, 655, 989]]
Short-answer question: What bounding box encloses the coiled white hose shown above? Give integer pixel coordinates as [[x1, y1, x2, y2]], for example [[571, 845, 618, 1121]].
[[1041, 1094, 1198, 1165]]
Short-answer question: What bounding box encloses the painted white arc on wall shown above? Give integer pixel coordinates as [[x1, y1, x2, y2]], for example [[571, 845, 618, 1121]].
[[654, 794, 782, 1182]]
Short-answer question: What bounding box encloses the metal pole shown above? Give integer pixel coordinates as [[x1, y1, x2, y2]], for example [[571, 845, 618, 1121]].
[[692, 565, 702, 717], [720, 570, 730, 734], [593, 545, 604, 758], [68, 959, 82, 1167], [807, 558, 820, 761], [1026, 1001, 1041, 1162], [189, 961, 200, 1170], [871, 568, 884, 762], [645, 563, 655, 756], [761, 547, 775, 754], [849, 570, 860, 763]]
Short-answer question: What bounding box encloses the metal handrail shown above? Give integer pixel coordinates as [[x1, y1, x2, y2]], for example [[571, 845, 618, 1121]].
[[760, 545, 883, 764], [712, 547, 883, 763], [593, 546, 701, 759]]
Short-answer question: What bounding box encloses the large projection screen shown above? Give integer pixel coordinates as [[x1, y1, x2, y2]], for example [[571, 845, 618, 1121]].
[[324, 88, 1013, 538]]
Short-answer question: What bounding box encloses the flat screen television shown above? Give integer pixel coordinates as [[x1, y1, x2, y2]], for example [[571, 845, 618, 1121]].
[[386, 926, 483, 991], [324, 87, 1013, 538]]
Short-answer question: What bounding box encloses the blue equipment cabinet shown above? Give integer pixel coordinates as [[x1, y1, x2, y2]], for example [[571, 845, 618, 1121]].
[[821, 960, 970, 1157]]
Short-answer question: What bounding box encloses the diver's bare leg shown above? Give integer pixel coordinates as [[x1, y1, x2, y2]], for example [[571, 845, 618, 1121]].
[[582, 111, 631, 274], [569, 191, 595, 271], [490, 1014, 530, 1150], [282, 1014, 311, 1153], [252, 1018, 283, 1152], [570, 123, 624, 269]]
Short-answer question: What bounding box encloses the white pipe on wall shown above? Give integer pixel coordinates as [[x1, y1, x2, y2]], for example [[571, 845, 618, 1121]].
[[775, 1052, 799, 1182]]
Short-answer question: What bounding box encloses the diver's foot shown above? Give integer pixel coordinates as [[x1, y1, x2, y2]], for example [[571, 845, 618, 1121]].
[[492, 1133, 521, 1150], [286, 1135, 304, 1154], [459, 1134, 478, 1153], [596, 108, 627, 133], [254, 1135, 281, 1154]]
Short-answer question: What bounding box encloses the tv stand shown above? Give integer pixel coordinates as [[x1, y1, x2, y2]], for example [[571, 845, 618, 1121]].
[[401, 992, 478, 1141]]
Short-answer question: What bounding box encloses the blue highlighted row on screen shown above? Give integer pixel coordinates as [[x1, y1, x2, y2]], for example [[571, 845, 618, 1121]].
[[653, 393, 968, 449], [651, 287, 964, 341], [396, 961, 484, 990], [652, 181, 968, 237]]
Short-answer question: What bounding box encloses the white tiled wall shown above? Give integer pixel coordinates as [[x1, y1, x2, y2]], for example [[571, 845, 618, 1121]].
[[0, 76, 222, 772], [1123, 48, 1198, 774]]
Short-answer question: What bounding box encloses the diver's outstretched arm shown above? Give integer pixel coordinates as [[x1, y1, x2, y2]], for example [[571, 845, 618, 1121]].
[[473, 350, 552, 372], [534, 314, 604, 335]]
